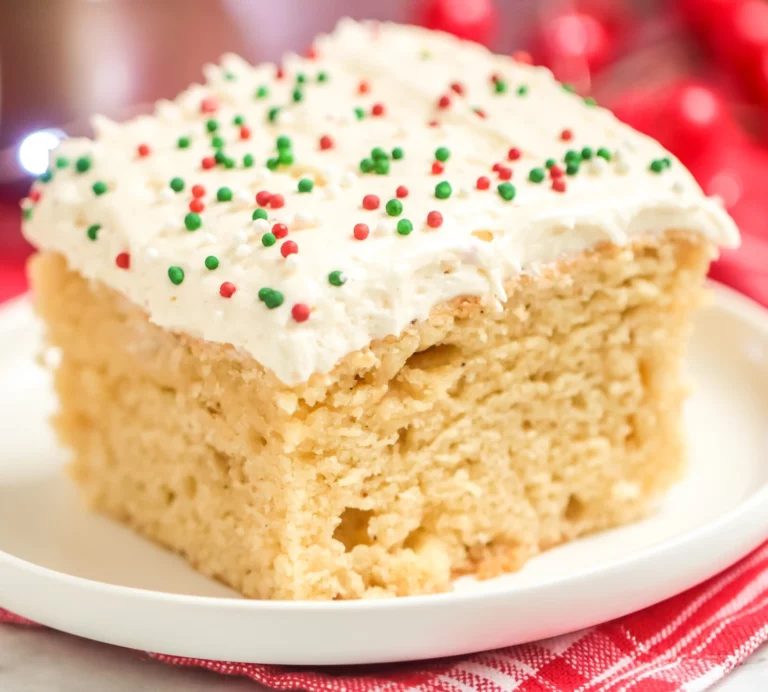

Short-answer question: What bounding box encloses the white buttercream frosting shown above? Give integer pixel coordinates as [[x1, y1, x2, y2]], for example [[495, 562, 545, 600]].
[[22, 19, 740, 385]]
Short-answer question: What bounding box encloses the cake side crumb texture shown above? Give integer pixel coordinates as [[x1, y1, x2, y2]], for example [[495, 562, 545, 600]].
[[32, 230, 711, 599]]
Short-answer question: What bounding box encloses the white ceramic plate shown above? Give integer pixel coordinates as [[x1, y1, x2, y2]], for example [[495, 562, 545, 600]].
[[1, 284, 767, 666]]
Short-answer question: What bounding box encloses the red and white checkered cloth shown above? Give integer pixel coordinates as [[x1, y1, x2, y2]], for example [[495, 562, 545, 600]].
[[3, 539, 768, 691]]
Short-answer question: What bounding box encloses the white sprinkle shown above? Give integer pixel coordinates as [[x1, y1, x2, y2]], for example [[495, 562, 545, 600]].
[[374, 221, 390, 237], [280, 111, 295, 126], [234, 229, 249, 244], [235, 189, 250, 204], [235, 244, 252, 257], [203, 233, 217, 245], [325, 184, 342, 200], [253, 218, 270, 231], [458, 185, 471, 198], [165, 214, 181, 230], [55, 182, 81, 205], [214, 309, 225, 320], [293, 211, 316, 228], [336, 114, 351, 126], [589, 157, 607, 175], [284, 254, 301, 270], [342, 172, 357, 188], [159, 188, 175, 202], [144, 247, 159, 261], [322, 165, 341, 184], [672, 181, 685, 194]]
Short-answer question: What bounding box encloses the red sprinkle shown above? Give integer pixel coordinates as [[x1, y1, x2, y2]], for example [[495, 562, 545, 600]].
[[552, 179, 567, 193], [137, 143, 151, 158], [276, 66, 285, 80], [240, 126, 251, 140], [428, 120, 440, 128], [476, 176, 491, 190], [200, 97, 218, 114], [305, 46, 318, 60], [426, 211, 443, 228], [560, 129, 573, 142], [280, 240, 298, 258], [115, 252, 130, 270], [256, 190, 272, 207], [550, 165, 564, 179], [513, 50, 534, 65], [492, 162, 503, 173], [191, 184, 206, 199], [474, 108, 487, 119], [319, 135, 334, 151], [371, 103, 385, 117], [268, 194, 285, 209], [508, 147, 522, 161], [396, 185, 409, 199], [431, 161, 445, 175], [189, 199, 205, 213], [362, 194, 380, 210], [437, 94, 451, 109], [272, 223, 288, 239], [497, 166, 513, 181], [353, 223, 369, 240], [201, 157, 216, 170], [28, 189, 42, 204], [490, 72, 502, 84], [219, 282, 237, 298], [450, 81, 465, 96], [291, 303, 311, 323], [358, 80, 370, 95]]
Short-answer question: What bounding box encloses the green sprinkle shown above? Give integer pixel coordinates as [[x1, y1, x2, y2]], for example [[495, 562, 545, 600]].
[[386, 199, 403, 216], [184, 212, 202, 231], [252, 208, 268, 221], [86, 224, 101, 241], [170, 177, 185, 193], [214, 150, 226, 164], [39, 170, 53, 183], [233, 115, 245, 126], [266, 157, 279, 170], [217, 186, 233, 202], [276, 135, 292, 150], [268, 107, 280, 123], [206, 119, 218, 133], [435, 181, 452, 199], [297, 178, 314, 193], [597, 147, 612, 161], [494, 80, 508, 94], [317, 71, 328, 83], [243, 153, 255, 168], [204, 256, 219, 270], [371, 147, 388, 161], [168, 266, 185, 285], [564, 150, 582, 164], [55, 156, 70, 169], [584, 96, 597, 107], [562, 83, 576, 93], [435, 146, 450, 162], [497, 182, 516, 201], [292, 88, 303, 103], [392, 147, 404, 160], [328, 270, 346, 286], [75, 156, 91, 173], [224, 157, 235, 169], [374, 159, 390, 175], [296, 73, 306, 84], [277, 150, 294, 166], [360, 158, 374, 173], [517, 85, 529, 96], [255, 85, 269, 99], [262, 232, 276, 247], [92, 181, 108, 196], [581, 146, 594, 160], [177, 136, 191, 149], [662, 156, 672, 168], [224, 71, 236, 81], [566, 162, 580, 176], [529, 168, 545, 183], [259, 288, 284, 309], [22, 207, 33, 220], [211, 135, 225, 149], [545, 158, 556, 169], [649, 159, 665, 173], [354, 107, 365, 120], [396, 219, 413, 235]]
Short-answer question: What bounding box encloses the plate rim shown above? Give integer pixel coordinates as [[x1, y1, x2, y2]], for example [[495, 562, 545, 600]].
[[0, 281, 767, 616]]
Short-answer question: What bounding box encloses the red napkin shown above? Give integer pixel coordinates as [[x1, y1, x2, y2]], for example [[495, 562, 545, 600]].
[[2, 540, 768, 690]]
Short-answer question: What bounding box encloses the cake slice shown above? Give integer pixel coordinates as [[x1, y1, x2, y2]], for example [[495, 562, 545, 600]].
[[23, 20, 739, 600]]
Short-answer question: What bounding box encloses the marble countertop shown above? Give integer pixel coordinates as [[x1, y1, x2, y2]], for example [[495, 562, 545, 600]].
[[0, 625, 766, 691]]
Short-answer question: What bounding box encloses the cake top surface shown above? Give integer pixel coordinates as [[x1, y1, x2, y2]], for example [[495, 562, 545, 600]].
[[23, 19, 739, 386]]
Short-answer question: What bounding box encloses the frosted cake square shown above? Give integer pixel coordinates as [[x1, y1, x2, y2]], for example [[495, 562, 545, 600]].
[[23, 20, 738, 599]]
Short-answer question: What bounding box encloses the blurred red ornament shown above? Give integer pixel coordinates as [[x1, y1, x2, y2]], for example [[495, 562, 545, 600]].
[[413, 0, 497, 46], [677, 0, 743, 34]]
